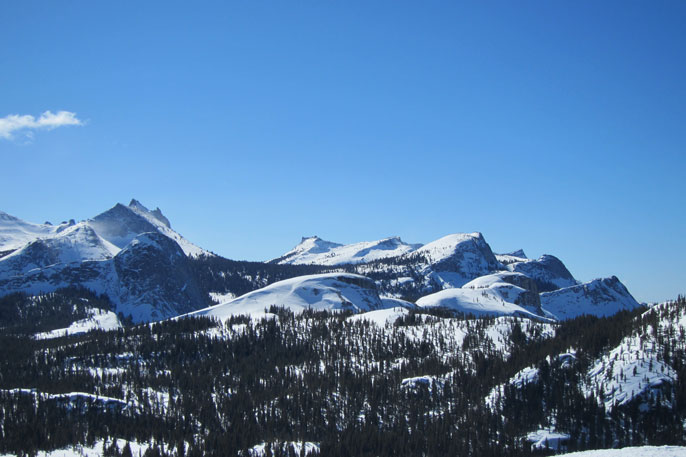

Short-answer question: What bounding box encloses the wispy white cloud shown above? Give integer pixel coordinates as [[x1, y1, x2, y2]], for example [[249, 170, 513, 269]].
[[0, 110, 84, 140]]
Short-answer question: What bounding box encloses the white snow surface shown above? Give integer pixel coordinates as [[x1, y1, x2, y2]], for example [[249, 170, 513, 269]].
[[209, 291, 237, 304], [347, 306, 410, 326], [248, 441, 320, 457], [0, 211, 71, 252], [35, 308, 121, 339], [416, 281, 543, 320], [414, 232, 484, 263], [186, 273, 384, 320], [527, 428, 570, 451], [275, 235, 420, 265], [0, 439, 149, 457], [559, 446, 686, 456]]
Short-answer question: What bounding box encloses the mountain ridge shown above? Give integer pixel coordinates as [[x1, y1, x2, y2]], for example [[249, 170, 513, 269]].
[[0, 199, 642, 325]]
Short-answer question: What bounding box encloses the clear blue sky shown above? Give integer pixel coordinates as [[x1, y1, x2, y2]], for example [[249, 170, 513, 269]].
[[1, 1, 684, 303]]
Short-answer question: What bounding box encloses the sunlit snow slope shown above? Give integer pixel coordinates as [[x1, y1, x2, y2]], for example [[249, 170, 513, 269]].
[[186, 273, 385, 320]]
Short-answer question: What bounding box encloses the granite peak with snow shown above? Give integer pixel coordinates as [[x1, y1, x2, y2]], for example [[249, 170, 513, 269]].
[[0, 200, 642, 326]]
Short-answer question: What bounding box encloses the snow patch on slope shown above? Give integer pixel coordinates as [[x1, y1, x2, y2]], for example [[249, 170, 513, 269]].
[[0, 439, 150, 457], [35, 308, 121, 339], [559, 446, 686, 456], [416, 275, 545, 320], [248, 442, 320, 457], [187, 273, 383, 321], [347, 306, 410, 326]]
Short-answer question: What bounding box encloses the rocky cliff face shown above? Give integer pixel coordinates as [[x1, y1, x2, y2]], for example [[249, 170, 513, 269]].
[[112, 232, 207, 321]]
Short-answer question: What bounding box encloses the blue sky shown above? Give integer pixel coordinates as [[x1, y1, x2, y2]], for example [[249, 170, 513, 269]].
[[1, 1, 684, 303]]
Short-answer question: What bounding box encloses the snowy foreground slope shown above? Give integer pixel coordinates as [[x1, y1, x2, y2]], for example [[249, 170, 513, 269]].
[[559, 446, 686, 456], [0, 439, 150, 457], [187, 273, 385, 320], [4, 445, 684, 457]]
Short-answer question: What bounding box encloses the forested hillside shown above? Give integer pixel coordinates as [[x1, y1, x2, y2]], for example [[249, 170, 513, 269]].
[[1, 297, 685, 456]]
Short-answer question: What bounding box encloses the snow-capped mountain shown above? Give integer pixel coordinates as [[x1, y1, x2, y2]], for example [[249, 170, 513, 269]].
[[0, 200, 642, 325], [352, 232, 502, 298], [186, 273, 385, 321], [88, 199, 208, 257], [272, 235, 421, 266], [0, 210, 73, 254], [0, 200, 208, 260], [0, 231, 207, 323], [541, 276, 640, 320], [0, 223, 117, 276], [0, 200, 214, 322]]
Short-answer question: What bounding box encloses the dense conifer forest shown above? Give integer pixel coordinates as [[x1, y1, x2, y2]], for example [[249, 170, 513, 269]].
[[1, 292, 686, 456]]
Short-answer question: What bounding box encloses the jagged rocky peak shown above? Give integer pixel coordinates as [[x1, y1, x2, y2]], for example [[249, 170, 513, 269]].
[[89, 204, 160, 249], [508, 249, 527, 258], [128, 199, 172, 228]]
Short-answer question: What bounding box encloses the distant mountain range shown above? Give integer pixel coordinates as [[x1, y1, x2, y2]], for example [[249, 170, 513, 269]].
[[0, 200, 640, 324]]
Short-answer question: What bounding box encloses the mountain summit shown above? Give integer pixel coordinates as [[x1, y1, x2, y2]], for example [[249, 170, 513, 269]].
[[0, 201, 641, 325], [272, 235, 420, 266]]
